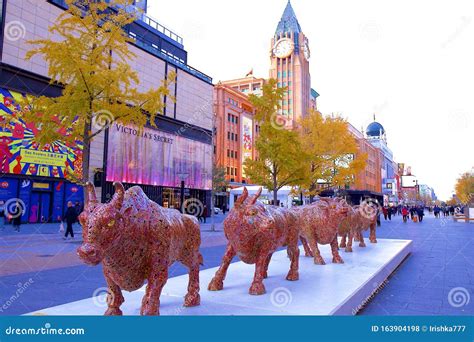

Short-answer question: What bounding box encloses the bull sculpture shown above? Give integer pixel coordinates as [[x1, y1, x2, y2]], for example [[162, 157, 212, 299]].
[[295, 198, 349, 265], [77, 182, 202, 316], [208, 187, 300, 295], [339, 200, 379, 251]]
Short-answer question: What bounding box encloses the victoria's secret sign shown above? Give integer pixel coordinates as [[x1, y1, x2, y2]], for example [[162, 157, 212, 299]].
[[107, 123, 212, 190], [114, 124, 174, 144]]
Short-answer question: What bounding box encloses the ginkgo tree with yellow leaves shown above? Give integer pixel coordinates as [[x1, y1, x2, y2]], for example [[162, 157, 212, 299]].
[[244, 80, 307, 206], [454, 170, 474, 204], [20, 0, 173, 185], [298, 110, 366, 201]]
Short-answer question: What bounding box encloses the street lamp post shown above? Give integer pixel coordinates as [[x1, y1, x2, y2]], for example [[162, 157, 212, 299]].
[[177, 172, 189, 214], [202, 169, 215, 232]]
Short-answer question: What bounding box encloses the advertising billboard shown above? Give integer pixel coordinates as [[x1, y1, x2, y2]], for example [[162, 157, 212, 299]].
[[401, 175, 417, 188], [106, 123, 212, 190], [241, 115, 253, 178], [0, 88, 83, 179]]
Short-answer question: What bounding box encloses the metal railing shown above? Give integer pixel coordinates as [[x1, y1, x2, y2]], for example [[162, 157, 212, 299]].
[[139, 13, 183, 46]]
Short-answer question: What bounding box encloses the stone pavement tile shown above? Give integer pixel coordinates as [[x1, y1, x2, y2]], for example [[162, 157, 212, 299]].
[[407, 302, 441, 314], [410, 288, 444, 300], [396, 308, 438, 316]]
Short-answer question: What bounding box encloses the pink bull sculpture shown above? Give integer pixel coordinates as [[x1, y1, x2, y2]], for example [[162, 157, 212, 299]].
[[295, 198, 350, 265], [208, 187, 300, 295], [77, 182, 202, 316]]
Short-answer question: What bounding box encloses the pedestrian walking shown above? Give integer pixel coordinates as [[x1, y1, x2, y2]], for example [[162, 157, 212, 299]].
[[222, 203, 227, 215], [382, 206, 388, 220], [402, 207, 409, 223], [203, 205, 208, 224], [417, 206, 425, 222], [387, 206, 392, 221], [63, 201, 77, 240], [0, 200, 4, 231], [12, 202, 23, 232]]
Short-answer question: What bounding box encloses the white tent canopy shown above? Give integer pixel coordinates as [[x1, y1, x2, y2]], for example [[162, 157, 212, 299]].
[[229, 186, 294, 209]]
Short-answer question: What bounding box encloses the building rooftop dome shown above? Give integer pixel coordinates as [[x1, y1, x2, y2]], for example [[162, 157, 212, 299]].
[[366, 121, 385, 137]]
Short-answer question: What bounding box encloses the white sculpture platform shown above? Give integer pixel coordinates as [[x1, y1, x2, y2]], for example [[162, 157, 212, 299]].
[[29, 239, 412, 316]]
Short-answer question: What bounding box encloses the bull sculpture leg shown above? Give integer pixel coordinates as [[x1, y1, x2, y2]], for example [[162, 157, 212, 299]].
[[369, 223, 377, 243], [307, 236, 325, 265], [262, 253, 273, 279], [183, 255, 201, 307], [339, 234, 347, 249], [104, 276, 125, 316], [141, 262, 168, 316], [358, 232, 367, 248], [249, 248, 272, 295], [331, 237, 344, 264], [286, 241, 300, 281], [300, 237, 313, 257], [208, 244, 236, 291]]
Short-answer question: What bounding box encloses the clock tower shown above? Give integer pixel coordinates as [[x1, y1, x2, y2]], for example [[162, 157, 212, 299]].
[[270, 0, 311, 128]]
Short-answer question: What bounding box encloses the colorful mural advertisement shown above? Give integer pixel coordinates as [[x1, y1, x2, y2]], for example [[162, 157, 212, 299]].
[[106, 123, 212, 190], [241, 115, 253, 178], [0, 87, 83, 179]]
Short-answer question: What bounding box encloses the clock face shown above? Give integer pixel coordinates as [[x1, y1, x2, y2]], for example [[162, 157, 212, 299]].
[[303, 41, 310, 60], [273, 38, 294, 58]]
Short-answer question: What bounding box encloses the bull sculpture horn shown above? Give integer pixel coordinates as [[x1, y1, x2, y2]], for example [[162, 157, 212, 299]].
[[111, 182, 125, 209], [249, 187, 263, 205], [235, 187, 249, 207], [85, 182, 98, 207]]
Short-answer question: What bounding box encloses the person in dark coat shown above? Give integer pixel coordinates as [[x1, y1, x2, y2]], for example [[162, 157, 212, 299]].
[[12, 203, 22, 232], [63, 201, 77, 240], [0, 200, 5, 231], [417, 206, 425, 222], [203, 205, 208, 224]]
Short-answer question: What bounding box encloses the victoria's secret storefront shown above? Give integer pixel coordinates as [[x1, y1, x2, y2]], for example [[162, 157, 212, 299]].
[[102, 122, 213, 213]]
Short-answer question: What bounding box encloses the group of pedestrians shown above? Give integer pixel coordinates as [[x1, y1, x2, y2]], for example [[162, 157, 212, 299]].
[[433, 205, 458, 218], [0, 199, 83, 238], [401, 206, 425, 223]]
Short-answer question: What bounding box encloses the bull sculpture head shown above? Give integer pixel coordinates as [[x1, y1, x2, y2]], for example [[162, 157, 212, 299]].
[[77, 182, 128, 266], [227, 187, 267, 227]]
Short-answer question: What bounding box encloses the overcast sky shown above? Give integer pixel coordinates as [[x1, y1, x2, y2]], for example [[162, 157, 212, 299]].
[[148, 0, 473, 201]]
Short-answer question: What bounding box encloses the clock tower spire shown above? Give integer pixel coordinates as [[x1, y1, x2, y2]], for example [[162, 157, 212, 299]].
[[270, 0, 311, 128]]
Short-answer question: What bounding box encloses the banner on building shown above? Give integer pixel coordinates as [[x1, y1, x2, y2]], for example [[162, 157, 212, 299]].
[[106, 123, 212, 190], [0, 88, 83, 179], [241, 115, 253, 178]]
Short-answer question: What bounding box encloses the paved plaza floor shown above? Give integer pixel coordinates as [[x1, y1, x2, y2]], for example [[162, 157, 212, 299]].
[[0, 212, 472, 316]]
